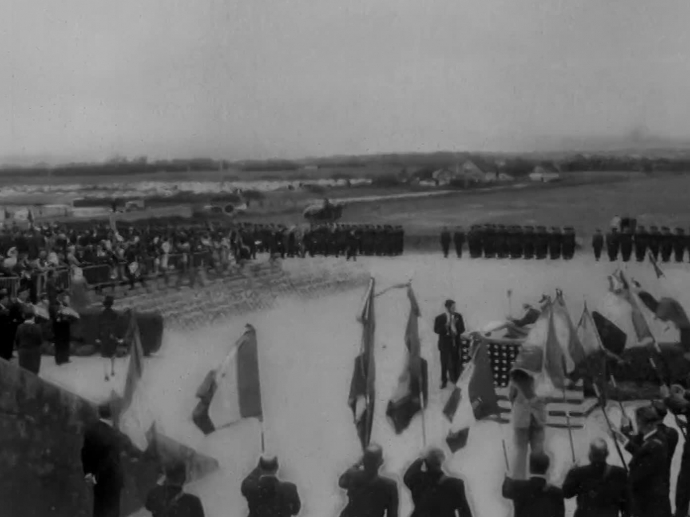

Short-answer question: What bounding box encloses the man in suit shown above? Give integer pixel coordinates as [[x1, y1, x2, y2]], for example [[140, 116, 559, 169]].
[[562, 438, 629, 517], [502, 451, 564, 517], [453, 227, 465, 259], [404, 447, 473, 517], [339, 444, 398, 517], [433, 300, 465, 388], [613, 405, 671, 517], [145, 462, 205, 517], [82, 404, 141, 517], [508, 368, 547, 480], [241, 455, 301, 517]]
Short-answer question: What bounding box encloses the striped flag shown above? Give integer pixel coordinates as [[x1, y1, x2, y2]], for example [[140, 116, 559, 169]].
[[348, 278, 376, 450], [192, 325, 263, 435], [552, 292, 583, 373], [612, 270, 655, 346], [443, 339, 499, 452], [574, 304, 607, 391], [115, 310, 152, 450], [386, 286, 428, 434]]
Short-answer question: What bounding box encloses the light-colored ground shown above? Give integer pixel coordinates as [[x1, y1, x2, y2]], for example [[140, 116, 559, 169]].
[[42, 253, 690, 517]]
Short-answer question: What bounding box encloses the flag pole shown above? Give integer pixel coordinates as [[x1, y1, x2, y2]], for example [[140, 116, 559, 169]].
[[560, 358, 576, 463], [420, 385, 427, 448], [593, 384, 628, 474], [609, 374, 627, 415]]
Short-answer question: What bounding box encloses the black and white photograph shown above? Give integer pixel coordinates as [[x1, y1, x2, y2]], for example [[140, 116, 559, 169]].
[[2, 1, 690, 516]]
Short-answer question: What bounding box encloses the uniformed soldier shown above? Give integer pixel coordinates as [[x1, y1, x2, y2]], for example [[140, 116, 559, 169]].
[[606, 228, 619, 262], [523, 226, 535, 259], [619, 226, 633, 262], [453, 226, 465, 258], [649, 226, 661, 261], [510, 226, 523, 259], [440, 226, 451, 258], [496, 225, 508, 259], [592, 229, 604, 261], [548, 227, 562, 260], [634, 225, 648, 262], [535, 226, 548, 259], [674, 228, 685, 263], [562, 227, 575, 260], [483, 224, 495, 258], [660, 227, 673, 263]]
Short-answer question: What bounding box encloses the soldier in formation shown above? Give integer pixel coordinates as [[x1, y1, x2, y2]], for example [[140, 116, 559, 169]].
[[596, 224, 690, 263], [450, 224, 577, 260]]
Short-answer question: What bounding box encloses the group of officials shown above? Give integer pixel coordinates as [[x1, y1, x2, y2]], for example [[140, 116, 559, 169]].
[[440, 225, 577, 260], [593, 225, 690, 263]]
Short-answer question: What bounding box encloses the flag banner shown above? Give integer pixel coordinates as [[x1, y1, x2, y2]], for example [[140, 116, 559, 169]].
[[573, 305, 607, 389], [542, 305, 568, 392], [444, 340, 499, 453], [348, 278, 376, 450], [192, 325, 263, 435], [117, 310, 153, 450], [637, 292, 690, 331], [612, 271, 655, 345], [552, 293, 583, 372], [591, 311, 627, 356], [386, 286, 429, 434]]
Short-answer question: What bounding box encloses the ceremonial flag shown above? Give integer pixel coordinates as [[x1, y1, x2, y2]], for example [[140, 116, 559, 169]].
[[591, 311, 627, 356], [348, 278, 376, 450], [543, 306, 568, 391], [575, 304, 607, 388], [115, 310, 153, 450], [552, 292, 584, 373], [192, 325, 263, 435], [611, 270, 655, 346], [386, 286, 428, 434], [443, 340, 499, 452]]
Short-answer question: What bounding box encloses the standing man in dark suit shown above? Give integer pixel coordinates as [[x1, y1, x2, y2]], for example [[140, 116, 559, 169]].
[[502, 451, 564, 517], [613, 405, 671, 517], [441, 227, 451, 258], [339, 444, 398, 517], [606, 228, 620, 262], [433, 300, 465, 389], [593, 229, 604, 261], [241, 455, 301, 517], [404, 448, 473, 517], [0, 289, 13, 361], [663, 383, 690, 517], [562, 438, 628, 517], [82, 405, 140, 517]]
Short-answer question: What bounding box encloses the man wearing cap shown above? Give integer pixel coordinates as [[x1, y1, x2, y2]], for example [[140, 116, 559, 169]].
[[606, 228, 620, 262], [453, 226, 465, 259], [562, 438, 628, 517], [433, 300, 465, 388], [661, 227, 673, 263], [241, 455, 301, 517], [145, 462, 205, 517], [592, 229, 604, 261], [548, 227, 562, 260], [634, 226, 648, 262], [620, 227, 633, 262], [339, 444, 398, 517], [674, 228, 686, 263], [649, 227, 661, 262], [502, 451, 564, 517], [82, 404, 141, 517], [440, 227, 451, 258], [96, 296, 123, 381], [404, 447, 473, 517], [523, 226, 535, 260], [535, 227, 549, 260], [612, 405, 671, 517]]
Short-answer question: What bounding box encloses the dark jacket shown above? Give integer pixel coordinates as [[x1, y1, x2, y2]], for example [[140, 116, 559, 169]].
[[339, 466, 398, 517], [563, 463, 628, 517], [624, 424, 677, 492], [145, 485, 205, 517], [14, 320, 43, 350], [403, 459, 472, 517], [627, 432, 671, 517], [502, 476, 564, 517], [81, 420, 136, 490], [433, 313, 465, 350], [241, 468, 301, 517]]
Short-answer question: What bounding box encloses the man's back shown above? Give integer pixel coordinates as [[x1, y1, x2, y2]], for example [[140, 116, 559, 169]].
[[242, 471, 301, 517], [404, 459, 472, 517], [145, 485, 205, 517], [502, 477, 564, 517], [563, 463, 628, 517], [339, 468, 398, 517]]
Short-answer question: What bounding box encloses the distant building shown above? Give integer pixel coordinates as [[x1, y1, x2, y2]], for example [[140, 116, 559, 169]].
[[529, 165, 561, 183]]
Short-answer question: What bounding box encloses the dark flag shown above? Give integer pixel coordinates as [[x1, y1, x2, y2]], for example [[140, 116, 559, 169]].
[[348, 278, 376, 450], [443, 339, 500, 453], [386, 286, 428, 434]]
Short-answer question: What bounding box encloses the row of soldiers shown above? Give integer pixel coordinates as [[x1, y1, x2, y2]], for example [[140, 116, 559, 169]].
[[593, 226, 690, 263], [244, 223, 404, 259], [441, 225, 577, 260]]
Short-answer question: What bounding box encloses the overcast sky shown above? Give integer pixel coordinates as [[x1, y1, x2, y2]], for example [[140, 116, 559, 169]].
[[1, 0, 689, 162]]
